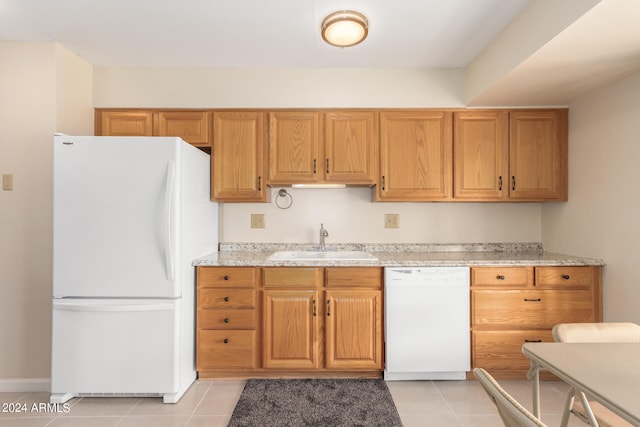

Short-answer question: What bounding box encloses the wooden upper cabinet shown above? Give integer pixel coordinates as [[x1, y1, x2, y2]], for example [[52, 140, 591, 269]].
[[268, 112, 321, 184], [96, 110, 153, 136], [377, 111, 453, 201], [454, 111, 509, 200], [154, 111, 210, 147], [267, 111, 377, 185], [211, 112, 268, 202], [96, 110, 211, 147], [509, 110, 568, 201], [324, 112, 377, 184]]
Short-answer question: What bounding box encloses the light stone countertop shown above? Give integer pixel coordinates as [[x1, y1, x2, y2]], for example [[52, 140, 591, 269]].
[[192, 242, 605, 267]]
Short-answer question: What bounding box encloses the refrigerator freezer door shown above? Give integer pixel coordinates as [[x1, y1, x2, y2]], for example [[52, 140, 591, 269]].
[[53, 136, 181, 298], [51, 299, 179, 401]]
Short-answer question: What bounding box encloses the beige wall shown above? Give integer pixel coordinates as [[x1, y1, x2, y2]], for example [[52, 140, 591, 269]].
[[542, 72, 640, 323], [93, 67, 466, 108], [0, 42, 92, 389], [221, 188, 541, 244]]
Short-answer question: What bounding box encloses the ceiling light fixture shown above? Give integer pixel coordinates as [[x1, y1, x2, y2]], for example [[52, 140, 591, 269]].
[[321, 10, 368, 48]]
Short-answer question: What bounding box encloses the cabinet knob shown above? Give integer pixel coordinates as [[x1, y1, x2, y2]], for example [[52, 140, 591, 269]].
[[224, 318, 230, 323], [223, 275, 230, 281], [224, 296, 230, 302], [497, 275, 505, 280], [562, 274, 570, 280], [223, 339, 229, 344]]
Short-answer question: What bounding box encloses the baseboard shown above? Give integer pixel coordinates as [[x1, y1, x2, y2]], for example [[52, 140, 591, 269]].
[[0, 378, 51, 392]]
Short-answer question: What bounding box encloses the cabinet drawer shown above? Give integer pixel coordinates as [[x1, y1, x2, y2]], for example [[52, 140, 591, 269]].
[[198, 309, 256, 330], [326, 267, 383, 288], [197, 330, 257, 369], [471, 267, 533, 287], [473, 330, 553, 371], [199, 289, 256, 309], [197, 267, 257, 288], [263, 268, 322, 288], [535, 266, 594, 288], [472, 290, 595, 329]]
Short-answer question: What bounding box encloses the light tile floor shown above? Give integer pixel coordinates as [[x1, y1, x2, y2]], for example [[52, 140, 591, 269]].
[[0, 379, 586, 427]]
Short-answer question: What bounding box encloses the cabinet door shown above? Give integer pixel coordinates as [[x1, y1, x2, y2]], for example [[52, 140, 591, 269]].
[[154, 111, 210, 147], [268, 112, 321, 184], [96, 110, 153, 136], [263, 290, 320, 369], [324, 112, 377, 184], [212, 112, 267, 202], [325, 290, 382, 369], [454, 111, 509, 200], [378, 111, 452, 200], [509, 110, 568, 200]]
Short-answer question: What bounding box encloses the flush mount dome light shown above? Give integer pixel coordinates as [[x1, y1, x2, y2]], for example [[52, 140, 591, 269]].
[[321, 10, 368, 47]]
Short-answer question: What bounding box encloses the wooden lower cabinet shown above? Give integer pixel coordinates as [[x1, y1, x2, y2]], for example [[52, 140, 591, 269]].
[[196, 266, 383, 378], [262, 267, 383, 374], [470, 265, 602, 379], [472, 330, 553, 372], [262, 290, 320, 369], [196, 267, 259, 375], [198, 330, 257, 370], [325, 289, 382, 369]]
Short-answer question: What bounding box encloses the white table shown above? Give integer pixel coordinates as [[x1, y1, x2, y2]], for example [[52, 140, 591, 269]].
[[522, 342, 640, 426]]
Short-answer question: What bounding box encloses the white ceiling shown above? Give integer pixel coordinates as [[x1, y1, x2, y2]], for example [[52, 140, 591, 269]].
[[0, 0, 530, 68], [1, 0, 639, 105]]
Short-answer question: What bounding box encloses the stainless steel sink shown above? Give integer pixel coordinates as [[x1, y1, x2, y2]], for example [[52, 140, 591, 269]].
[[267, 250, 378, 261]]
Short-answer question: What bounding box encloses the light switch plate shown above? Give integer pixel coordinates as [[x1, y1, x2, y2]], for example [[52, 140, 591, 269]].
[[251, 214, 265, 229], [385, 213, 399, 228], [2, 174, 13, 191]]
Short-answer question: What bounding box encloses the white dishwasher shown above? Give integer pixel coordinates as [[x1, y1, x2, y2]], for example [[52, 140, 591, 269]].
[[384, 267, 470, 380]]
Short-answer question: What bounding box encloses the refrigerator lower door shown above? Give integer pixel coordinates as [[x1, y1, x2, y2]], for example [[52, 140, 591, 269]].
[[51, 299, 182, 403]]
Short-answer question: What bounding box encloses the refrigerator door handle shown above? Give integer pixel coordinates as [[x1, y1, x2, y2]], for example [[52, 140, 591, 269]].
[[164, 161, 176, 282], [53, 302, 175, 312]]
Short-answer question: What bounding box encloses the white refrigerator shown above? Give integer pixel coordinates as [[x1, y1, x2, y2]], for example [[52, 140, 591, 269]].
[[51, 135, 218, 404]]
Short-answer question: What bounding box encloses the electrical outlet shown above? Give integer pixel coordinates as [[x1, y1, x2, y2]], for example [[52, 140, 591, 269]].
[[251, 214, 265, 229], [2, 174, 13, 191], [385, 213, 399, 229]]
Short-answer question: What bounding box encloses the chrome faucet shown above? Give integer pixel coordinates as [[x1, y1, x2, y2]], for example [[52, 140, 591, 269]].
[[319, 223, 329, 251]]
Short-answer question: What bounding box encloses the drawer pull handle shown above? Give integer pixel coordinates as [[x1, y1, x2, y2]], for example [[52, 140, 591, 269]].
[[224, 318, 230, 323], [525, 339, 542, 343], [223, 275, 230, 280], [224, 296, 230, 302], [497, 275, 505, 280], [327, 300, 331, 316], [223, 339, 229, 344], [524, 298, 542, 302], [312, 299, 317, 317], [562, 274, 570, 280]]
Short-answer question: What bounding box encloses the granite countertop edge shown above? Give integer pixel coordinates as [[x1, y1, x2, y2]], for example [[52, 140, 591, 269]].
[[192, 242, 605, 267]]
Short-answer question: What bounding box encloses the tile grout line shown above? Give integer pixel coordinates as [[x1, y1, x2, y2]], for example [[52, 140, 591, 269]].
[[184, 380, 213, 425]]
